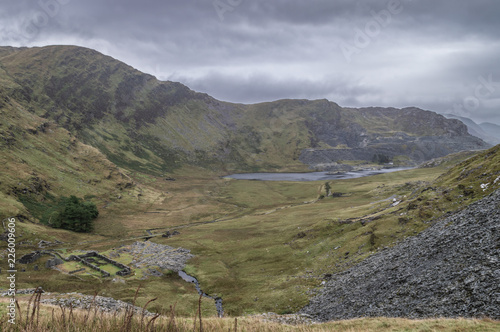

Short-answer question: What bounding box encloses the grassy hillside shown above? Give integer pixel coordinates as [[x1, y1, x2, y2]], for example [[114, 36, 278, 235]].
[[0, 46, 226, 175], [5, 146, 498, 316], [401, 144, 500, 222], [1, 145, 498, 319], [0, 86, 142, 223]]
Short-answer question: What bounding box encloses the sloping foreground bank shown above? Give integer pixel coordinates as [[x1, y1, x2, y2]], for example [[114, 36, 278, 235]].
[[1, 297, 499, 331], [301, 189, 500, 321]]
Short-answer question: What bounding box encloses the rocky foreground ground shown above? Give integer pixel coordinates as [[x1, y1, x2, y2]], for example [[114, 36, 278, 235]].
[[301, 189, 500, 321], [40, 293, 154, 316]]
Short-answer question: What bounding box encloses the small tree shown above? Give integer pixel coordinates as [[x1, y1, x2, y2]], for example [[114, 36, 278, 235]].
[[45, 195, 98, 232], [324, 182, 331, 197]]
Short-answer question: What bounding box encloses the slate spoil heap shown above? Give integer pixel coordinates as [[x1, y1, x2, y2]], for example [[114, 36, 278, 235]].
[[301, 189, 500, 321], [117, 241, 194, 272]]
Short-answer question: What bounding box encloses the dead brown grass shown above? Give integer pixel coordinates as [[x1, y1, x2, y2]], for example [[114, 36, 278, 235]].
[[0, 289, 498, 332]]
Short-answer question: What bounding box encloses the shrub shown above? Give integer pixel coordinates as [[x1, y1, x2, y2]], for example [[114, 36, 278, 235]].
[[42, 195, 98, 232], [324, 182, 331, 197]]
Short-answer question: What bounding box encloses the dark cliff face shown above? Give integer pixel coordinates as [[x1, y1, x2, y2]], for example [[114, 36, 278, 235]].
[[302, 105, 472, 149], [304, 117, 366, 148], [299, 135, 489, 168], [299, 106, 488, 168]]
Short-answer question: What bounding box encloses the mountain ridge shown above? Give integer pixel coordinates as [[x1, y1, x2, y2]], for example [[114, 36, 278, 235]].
[[1, 45, 500, 321], [0, 45, 490, 175]]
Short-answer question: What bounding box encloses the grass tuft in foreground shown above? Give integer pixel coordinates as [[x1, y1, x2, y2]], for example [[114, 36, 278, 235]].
[[0, 287, 498, 332]]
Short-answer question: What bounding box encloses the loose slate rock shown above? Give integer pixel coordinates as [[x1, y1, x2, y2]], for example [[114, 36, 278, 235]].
[[301, 189, 500, 321]]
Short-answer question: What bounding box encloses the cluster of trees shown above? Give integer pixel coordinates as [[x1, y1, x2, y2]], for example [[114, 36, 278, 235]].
[[42, 195, 98, 233]]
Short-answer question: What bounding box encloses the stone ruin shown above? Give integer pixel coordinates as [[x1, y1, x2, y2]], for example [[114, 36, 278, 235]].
[[45, 257, 64, 268], [17, 250, 132, 278], [19, 251, 41, 264], [68, 251, 131, 277]]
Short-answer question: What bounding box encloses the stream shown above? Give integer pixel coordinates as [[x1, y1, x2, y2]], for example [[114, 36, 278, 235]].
[[168, 167, 414, 316], [178, 270, 224, 317]]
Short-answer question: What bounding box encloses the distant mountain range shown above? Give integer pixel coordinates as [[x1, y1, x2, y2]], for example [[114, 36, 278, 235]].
[[479, 122, 500, 140], [442, 114, 500, 145]]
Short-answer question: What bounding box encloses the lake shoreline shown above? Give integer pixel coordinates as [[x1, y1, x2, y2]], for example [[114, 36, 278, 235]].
[[223, 166, 414, 182]]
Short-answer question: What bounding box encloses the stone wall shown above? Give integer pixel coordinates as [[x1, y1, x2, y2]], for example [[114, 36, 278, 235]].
[[77, 251, 131, 276], [18, 249, 131, 278], [68, 254, 110, 277]]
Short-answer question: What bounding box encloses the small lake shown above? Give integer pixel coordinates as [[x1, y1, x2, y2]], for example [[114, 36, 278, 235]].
[[224, 167, 413, 182]]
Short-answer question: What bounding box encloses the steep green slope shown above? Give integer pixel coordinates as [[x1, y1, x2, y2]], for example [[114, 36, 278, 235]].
[[0, 46, 233, 174], [401, 143, 500, 222], [0, 84, 139, 223]]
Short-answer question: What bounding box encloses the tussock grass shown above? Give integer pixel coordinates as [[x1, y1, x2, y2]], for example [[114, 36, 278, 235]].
[[0, 291, 498, 332]]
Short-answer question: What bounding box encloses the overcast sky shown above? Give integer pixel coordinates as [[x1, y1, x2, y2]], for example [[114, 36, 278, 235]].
[[1, 0, 500, 124]]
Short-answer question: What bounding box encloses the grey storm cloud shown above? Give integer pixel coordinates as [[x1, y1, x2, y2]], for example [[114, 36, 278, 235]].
[[170, 71, 380, 105], [1, 0, 499, 124]]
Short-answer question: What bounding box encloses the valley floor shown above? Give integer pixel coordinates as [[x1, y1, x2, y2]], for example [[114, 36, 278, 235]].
[[1, 147, 500, 324]]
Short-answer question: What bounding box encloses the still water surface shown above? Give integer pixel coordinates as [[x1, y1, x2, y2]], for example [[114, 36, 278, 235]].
[[224, 167, 413, 181]]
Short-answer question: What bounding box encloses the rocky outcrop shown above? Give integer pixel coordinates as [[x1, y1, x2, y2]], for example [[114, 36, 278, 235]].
[[255, 312, 316, 326], [116, 241, 194, 272], [40, 293, 153, 315], [301, 189, 500, 321], [300, 107, 490, 169], [300, 134, 489, 168]]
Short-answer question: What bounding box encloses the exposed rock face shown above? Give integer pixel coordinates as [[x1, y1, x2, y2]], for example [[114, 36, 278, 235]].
[[300, 135, 488, 168], [300, 189, 500, 321], [300, 107, 490, 168]]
